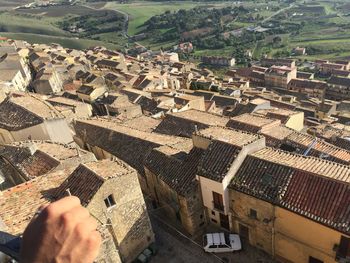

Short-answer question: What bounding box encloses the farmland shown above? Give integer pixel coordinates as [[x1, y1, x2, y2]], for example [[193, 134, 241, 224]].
[[0, 0, 350, 63], [0, 2, 128, 49]]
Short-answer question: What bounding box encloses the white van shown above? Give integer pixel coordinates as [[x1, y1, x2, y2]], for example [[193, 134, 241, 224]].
[[203, 233, 242, 253]]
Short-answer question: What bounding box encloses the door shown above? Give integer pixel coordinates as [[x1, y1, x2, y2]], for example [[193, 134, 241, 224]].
[[212, 191, 224, 211], [220, 213, 230, 230], [239, 223, 249, 242]]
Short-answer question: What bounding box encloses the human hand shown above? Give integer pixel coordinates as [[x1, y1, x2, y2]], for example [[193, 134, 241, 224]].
[[20, 196, 101, 263]]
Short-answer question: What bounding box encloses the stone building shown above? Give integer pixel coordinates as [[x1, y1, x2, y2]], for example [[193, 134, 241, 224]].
[[201, 56, 236, 67], [265, 66, 297, 89], [261, 58, 296, 68], [154, 110, 229, 137], [288, 78, 327, 100], [228, 147, 350, 263], [73, 118, 188, 191], [327, 76, 350, 101], [144, 141, 206, 235], [46, 96, 93, 121], [93, 93, 142, 118], [55, 160, 155, 262], [0, 159, 155, 263], [0, 94, 73, 144], [195, 126, 265, 230], [0, 140, 96, 189]]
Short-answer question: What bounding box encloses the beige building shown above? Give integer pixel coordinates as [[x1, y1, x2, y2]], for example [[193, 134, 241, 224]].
[[144, 141, 206, 235], [46, 96, 93, 120], [76, 84, 107, 102], [0, 52, 31, 91], [255, 108, 304, 132], [32, 67, 63, 94], [228, 147, 350, 263], [194, 127, 265, 230], [327, 76, 350, 101], [0, 95, 73, 144], [288, 78, 327, 100], [265, 66, 297, 89]]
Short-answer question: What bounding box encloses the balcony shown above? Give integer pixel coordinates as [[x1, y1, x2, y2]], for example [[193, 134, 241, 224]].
[[212, 201, 225, 213]]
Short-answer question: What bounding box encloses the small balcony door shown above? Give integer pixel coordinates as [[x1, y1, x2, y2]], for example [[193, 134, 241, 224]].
[[212, 191, 224, 212], [219, 213, 230, 230]]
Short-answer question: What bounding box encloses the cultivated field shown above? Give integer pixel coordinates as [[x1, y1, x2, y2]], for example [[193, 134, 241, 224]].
[[103, 1, 208, 35]]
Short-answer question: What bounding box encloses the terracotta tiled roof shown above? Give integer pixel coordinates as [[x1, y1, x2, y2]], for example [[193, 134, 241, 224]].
[[20, 150, 60, 178], [0, 169, 72, 235], [54, 165, 102, 206], [328, 76, 350, 87], [227, 113, 281, 133], [281, 169, 350, 234], [198, 140, 241, 182], [230, 150, 350, 235], [284, 132, 350, 164], [74, 119, 188, 175], [230, 155, 294, 202], [122, 115, 161, 132], [211, 95, 238, 108], [145, 144, 204, 196], [135, 96, 159, 115], [55, 160, 136, 206], [154, 110, 228, 137], [252, 148, 350, 182], [0, 99, 43, 131], [196, 126, 261, 147], [0, 141, 95, 180], [261, 125, 294, 147]]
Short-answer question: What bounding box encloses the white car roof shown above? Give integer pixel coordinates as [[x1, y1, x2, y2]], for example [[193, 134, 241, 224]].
[[206, 233, 225, 245]]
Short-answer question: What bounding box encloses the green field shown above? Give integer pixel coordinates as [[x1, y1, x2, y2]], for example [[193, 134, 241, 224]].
[[0, 12, 67, 36], [104, 1, 206, 35], [0, 32, 119, 50], [0, 4, 126, 50]]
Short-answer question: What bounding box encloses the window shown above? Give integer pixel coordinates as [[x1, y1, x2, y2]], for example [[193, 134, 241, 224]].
[[104, 194, 116, 208], [212, 191, 224, 211], [309, 256, 323, 263], [211, 211, 216, 216], [336, 236, 350, 261], [249, 209, 258, 219]]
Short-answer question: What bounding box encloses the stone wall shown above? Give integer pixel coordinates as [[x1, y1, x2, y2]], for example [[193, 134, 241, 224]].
[[88, 172, 154, 263]]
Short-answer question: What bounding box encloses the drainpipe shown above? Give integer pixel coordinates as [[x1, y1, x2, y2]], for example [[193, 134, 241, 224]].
[[272, 204, 276, 257]]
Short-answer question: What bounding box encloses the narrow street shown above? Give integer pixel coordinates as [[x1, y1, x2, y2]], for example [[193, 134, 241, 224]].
[[149, 214, 277, 263]]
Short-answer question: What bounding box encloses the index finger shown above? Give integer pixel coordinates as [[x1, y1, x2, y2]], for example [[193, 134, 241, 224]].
[[40, 196, 81, 220]]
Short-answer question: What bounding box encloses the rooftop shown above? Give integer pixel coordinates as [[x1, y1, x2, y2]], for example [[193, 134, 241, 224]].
[[285, 132, 350, 164], [227, 113, 281, 133], [122, 115, 161, 132], [168, 110, 229, 127], [145, 142, 204, 195], [252, 147, 350, 183], [0, 168, 73, 235], [75, 119, 186, 146], [196, 126, 261, 147], [0, 95, 63, 131], [230, 150, 350, 235]]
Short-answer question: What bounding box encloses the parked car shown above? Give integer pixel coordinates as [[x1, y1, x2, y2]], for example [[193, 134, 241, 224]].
[[203, 233, 242, 253]]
